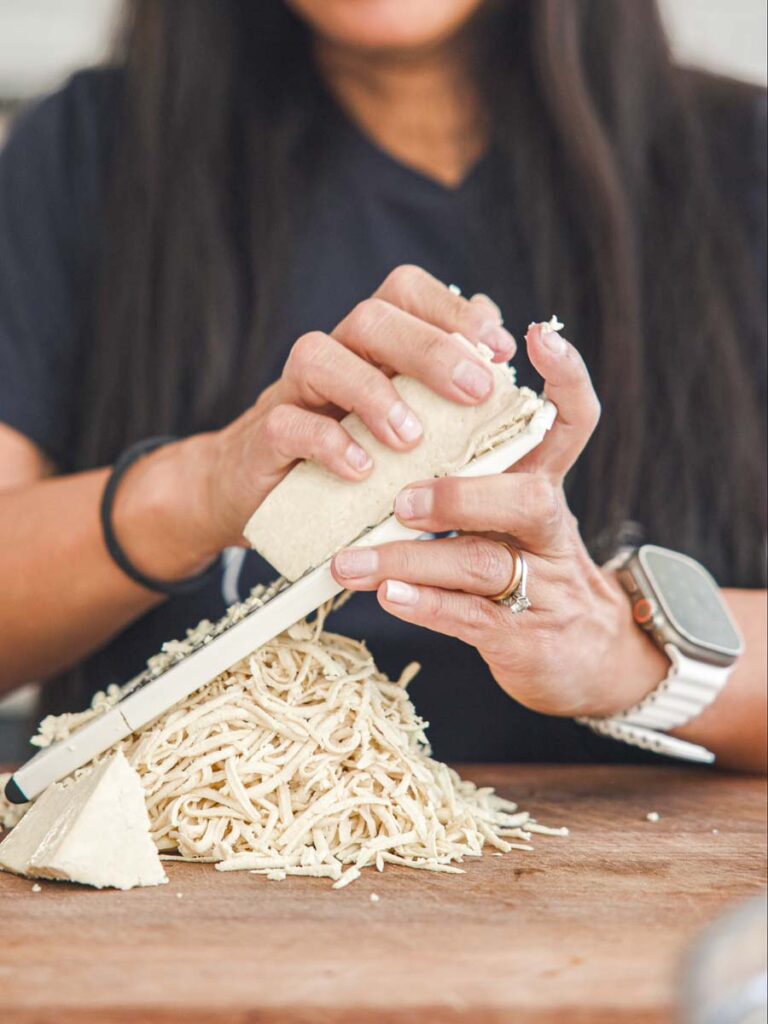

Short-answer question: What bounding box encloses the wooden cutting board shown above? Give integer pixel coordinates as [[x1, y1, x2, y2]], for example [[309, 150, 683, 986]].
[[1, 764, 765, 1024]]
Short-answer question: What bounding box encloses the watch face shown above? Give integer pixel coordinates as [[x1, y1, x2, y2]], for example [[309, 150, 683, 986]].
[[639, 547, 743, 656]]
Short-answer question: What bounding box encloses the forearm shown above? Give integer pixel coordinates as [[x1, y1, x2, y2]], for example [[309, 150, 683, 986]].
[[673, 589, 767, 773], [0, 435, 218, 692]]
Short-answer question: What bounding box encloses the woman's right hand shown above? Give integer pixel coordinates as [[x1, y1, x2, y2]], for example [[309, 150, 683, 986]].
[[114, 265, 514, 581], [182, 265, 516, 560], [0, 265, 515, 687]]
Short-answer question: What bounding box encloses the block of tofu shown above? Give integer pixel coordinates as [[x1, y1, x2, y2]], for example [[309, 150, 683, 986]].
[[0, 750, 167, 890], [244, 352, 543, 580]]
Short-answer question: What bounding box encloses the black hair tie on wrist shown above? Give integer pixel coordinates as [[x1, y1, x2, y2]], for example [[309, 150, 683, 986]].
[[101, 436, 222, 596]]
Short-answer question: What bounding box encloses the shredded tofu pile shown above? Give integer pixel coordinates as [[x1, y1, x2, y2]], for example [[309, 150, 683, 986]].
[[2, 595, 567, 887], [0, 330, 570, 886]]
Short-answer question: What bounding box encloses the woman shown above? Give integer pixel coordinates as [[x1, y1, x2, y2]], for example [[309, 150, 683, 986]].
[[0, 0, 765, 770]]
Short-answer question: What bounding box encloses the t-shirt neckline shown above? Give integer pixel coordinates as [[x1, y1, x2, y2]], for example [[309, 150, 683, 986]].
[[329, 97, 491, 199]]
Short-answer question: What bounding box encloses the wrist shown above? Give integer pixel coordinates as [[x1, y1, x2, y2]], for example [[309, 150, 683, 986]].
[[111, 433, 228, 582], [582, 569, 669, 717]]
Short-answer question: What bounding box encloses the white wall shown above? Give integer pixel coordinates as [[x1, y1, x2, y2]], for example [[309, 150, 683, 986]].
[[0, 0, 118, 98], [659, 0, 768, 85], [0, 0, 766, 101]]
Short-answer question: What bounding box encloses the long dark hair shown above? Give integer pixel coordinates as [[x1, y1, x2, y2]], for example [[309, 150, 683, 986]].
[[78, 0, 766, 586]]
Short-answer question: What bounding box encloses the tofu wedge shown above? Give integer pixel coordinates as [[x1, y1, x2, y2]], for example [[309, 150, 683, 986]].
[[244, 349, 543, 581], [0, 750, 167, 890]]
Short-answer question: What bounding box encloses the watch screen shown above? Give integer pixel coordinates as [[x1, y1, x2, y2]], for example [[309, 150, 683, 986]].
[[640, 547, 742, 655]]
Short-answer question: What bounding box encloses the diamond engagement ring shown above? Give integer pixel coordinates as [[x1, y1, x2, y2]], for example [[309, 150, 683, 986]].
[[489, 542, 531, 614]]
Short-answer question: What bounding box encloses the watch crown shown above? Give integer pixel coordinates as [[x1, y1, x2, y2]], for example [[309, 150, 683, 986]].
[[632, 598, 656, 627]]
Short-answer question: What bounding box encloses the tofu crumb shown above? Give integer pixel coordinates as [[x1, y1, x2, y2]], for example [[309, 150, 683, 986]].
[[712, 828, 720, 835], [31, 883, 42, 893], [176, 893, 183, 898], [646, 812, 661, 823], [369, 893, 380, 902], [530, 315, 564, 335], [493, 852, 504, 857], [448, 283, 462, 296]]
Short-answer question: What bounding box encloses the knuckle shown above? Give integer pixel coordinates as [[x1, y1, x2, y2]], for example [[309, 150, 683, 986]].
[[262, 403, 294, 444], [355, 368, 393, 414], [541, 482, 564, 529], [428, 587, 446, 620], [287, 331, 326, 377], [526, 476, 562, 527], [463, 537, 507, 587], [428, 586, 453, 624], [385, 263, 424, 297], [587, 394, 602, 430], [564, 508, 581, 535], [461, 298, 493, 332], [350, 297, 391, 336], [393, 542, 418, 577], [314, 419, 342, 460], [421, 330, 449, 365]]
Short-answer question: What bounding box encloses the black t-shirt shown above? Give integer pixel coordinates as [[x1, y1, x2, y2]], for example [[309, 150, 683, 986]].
[[0, 68, 765, 762]]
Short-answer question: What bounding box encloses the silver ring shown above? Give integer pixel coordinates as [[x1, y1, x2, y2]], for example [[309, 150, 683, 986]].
[[491, 545, 531, 614]]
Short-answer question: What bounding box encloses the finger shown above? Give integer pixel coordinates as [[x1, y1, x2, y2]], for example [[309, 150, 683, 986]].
[[521, 322, 601, 479], [281, 331, 424, 450], [332, 534, 517, 597], [377, 579, 512, 646], [391, 473, 566, 553], [469, 292, 503, 321], [333, 298, 496, 406], [261, 403, 373, 481], [373, 264, 516, 360]]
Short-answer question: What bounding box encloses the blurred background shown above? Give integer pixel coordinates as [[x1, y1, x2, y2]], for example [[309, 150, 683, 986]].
[[0, 0, 765, 754], [0, 0, 767, 128]]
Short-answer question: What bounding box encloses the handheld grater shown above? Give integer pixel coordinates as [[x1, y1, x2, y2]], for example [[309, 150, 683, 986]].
[[5, 400, 556, 804]]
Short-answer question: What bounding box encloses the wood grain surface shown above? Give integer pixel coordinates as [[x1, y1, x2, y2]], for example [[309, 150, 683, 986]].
[[1, 764, 765, 1024]]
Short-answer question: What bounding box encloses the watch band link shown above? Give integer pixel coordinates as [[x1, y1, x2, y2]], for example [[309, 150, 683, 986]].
[[612, 645, 733, 732], [577, 644, 732, 763], [577, 717, 716, 764]]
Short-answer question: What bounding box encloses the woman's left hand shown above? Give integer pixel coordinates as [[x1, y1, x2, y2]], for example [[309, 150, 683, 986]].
[[331, 322, 667, 719]]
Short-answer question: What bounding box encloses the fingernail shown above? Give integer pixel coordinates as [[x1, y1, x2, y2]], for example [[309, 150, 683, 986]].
[[395, 486, 433, 520], [345, 443, 373, 471], [478, 321, 516, 357], [452, 359, 494, 399], [540, 329, 566, 355], [384, 579, 419, 605], [388, 401, 423, 443], [335, 547, 378, 577]]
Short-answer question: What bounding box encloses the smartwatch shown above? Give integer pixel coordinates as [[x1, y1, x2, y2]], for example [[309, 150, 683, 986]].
[[577, 544, 743, 763]]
